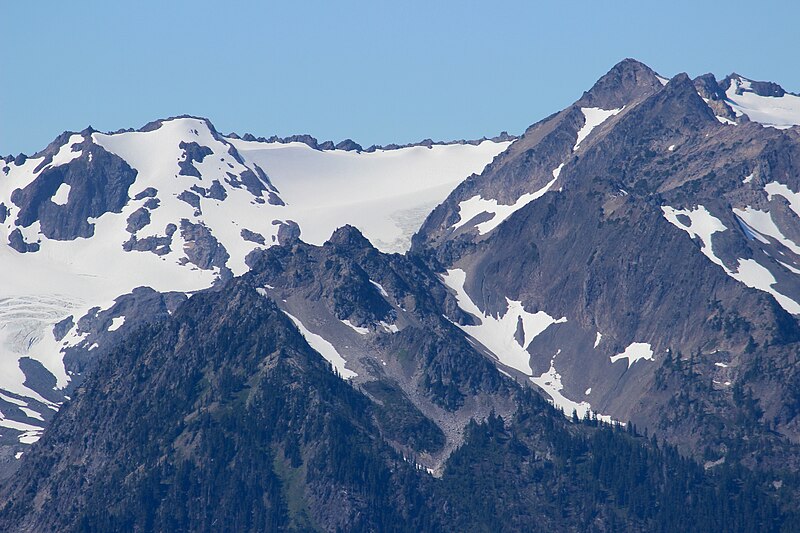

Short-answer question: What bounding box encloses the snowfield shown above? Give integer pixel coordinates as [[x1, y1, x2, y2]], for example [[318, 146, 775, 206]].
[[229, 136, 511, 252]]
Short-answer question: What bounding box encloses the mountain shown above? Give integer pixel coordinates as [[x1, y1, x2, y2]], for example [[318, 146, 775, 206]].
[[414, 58, 800, 472], [0, 120, 509, 471], [1, 247, 793, 532], [2, 57, 800, 530]]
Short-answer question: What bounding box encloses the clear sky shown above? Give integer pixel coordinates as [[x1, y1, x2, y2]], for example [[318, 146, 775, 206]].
[[2, 0, 799, 155]]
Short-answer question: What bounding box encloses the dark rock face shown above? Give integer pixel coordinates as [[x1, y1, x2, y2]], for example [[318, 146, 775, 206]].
[[245, 224, 513, 420], [177, 141, 213, 177], [133, 187, 157, 200], [694, 73, 738, 121], [576, 57, 665, 109], [10, 144, 137, 241], [125, 207, 150, 233], [0, 203, 7, 223], [7, 229, 39, 253], [52, 316, 74, 342], [240, 228, 265, 245], [335, 139, 363, 152], [273, 219, 301, 245], [207, 179, 227, 200], [142, 197, 160, 210], [122, 223, 174, 255], [177, 190, 201, 213], [179, 219, 229, 270]]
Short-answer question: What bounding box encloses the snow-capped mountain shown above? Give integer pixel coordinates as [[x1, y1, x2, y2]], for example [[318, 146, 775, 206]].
[[0, 119, 509, 459], [415, 59, 800, 469]]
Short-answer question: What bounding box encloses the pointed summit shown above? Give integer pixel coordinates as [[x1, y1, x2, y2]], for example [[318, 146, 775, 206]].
[[578, 58, 664, 109]]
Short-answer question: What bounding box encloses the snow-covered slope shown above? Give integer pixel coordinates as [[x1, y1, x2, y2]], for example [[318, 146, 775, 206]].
[[725, 76, 800, 128], [0, 117, 510, 449], [228, 137, 510, 252]]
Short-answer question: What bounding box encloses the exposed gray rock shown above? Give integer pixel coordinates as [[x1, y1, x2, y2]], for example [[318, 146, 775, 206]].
[[179, 219, 229, 270], [122, 223, 174, 255], [177, 141, 213, 178], [207, 179, 227, 200], [272, 219, 300, 245], [52, 316, 74, 342], [240, 228, 265, 245], [133, 187, 157, 200], [7, 229, 39, 253], [694, 74, 738, 122], [177, 190, 201, 214], [125, 207, 150, 234], [10, 144, 137, 241], [143, 197, 160, 210], [335, 139, 363, 152]]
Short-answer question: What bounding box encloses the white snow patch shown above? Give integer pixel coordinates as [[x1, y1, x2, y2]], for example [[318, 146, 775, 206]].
[[341, 319, 369, 335], [733, 207, 800, 255], [369, 280, 389, 299], [441, 268, 566, 375], [530, 354, 611, 422], [380, 321, 400, 334], [282, 310, 357, 379], [661, 205, 728, 268], [766, 181, 800, 219], [715, 362, 729, 368], [574, 107, 622, 151], [0, 416, 43, 444], [19, 406, 44, 421], [610, 342, 654, 368], [107, 316, 125, 332], [668, 144, 676, 152], [657, 75, 669, 86], [452, 173, 559, 235], [732, 259, 800, 314], [716, 116, 736, 125], [14, 452, 23, 460], [743, 173, 754, 184], [594, 331, 602, 348], [779, 261, 800, 275], [585, 388, 592, 395], [51, 183, 71, 205], [0, 393, 27, 407]]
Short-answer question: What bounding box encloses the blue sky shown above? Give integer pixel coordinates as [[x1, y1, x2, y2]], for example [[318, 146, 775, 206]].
[[2, 0, 799, 155]]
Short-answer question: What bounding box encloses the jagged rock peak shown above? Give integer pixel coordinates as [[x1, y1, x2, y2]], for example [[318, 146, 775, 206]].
[[325, 224, 374, 249], [578, 58, 665, 109]]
